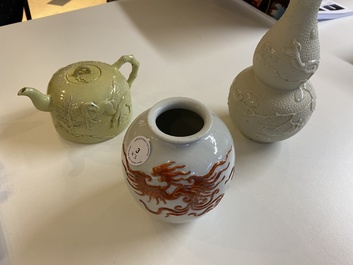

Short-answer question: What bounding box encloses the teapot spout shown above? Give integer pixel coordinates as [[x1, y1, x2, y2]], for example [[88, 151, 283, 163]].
[[18, 87, 52, 112]]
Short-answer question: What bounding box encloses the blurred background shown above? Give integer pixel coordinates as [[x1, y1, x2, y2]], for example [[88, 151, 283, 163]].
[[1, 0, 114, 26]]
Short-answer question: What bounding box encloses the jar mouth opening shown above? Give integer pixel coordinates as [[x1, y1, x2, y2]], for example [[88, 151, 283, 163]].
[[148, 97, 213, 144]]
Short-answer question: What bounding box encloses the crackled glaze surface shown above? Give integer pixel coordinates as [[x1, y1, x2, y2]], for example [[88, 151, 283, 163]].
[[228, 0, 322, 143]]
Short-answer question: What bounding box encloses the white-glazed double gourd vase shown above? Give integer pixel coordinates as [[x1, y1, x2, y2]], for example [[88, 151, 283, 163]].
[[121, 97, 235, 223], [228, 0, 322, 143]]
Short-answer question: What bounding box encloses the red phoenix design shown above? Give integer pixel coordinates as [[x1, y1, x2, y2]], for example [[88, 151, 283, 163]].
[[122, 146, 234, 218]]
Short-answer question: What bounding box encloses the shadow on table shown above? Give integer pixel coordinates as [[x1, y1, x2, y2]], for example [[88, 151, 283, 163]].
[[0, 177, 11, 265], [0, 109, 123, 170], [0, 109, 57, 148], [0, 223, 10, 265], [117, 0, 270, 59], [16, 180, 196, 264], [219, 113, 287, 184]]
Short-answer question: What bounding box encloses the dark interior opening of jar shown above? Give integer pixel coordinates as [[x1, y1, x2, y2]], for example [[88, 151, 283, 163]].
[[156, 108, 204, 137]]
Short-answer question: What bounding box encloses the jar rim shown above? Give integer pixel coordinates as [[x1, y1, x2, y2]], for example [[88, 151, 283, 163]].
[[147, 97, 213, 144]]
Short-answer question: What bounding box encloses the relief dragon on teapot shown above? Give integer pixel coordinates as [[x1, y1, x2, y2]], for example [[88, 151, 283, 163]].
[[18, 55, 139, 144]]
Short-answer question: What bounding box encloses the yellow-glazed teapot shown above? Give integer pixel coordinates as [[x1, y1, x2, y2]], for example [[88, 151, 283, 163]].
[[18, 55, 139, 144]]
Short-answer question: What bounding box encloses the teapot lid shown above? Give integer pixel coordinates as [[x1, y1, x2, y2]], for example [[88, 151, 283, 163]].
[[66, 63, 102, 84]]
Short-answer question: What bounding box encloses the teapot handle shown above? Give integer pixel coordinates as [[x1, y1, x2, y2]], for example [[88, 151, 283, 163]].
[[113, 55, 140, 88]]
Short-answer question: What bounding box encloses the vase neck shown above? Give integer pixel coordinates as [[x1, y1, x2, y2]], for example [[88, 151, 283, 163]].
[[252, 0, 322, 90], [147, 97, 213, 145], [282, 0, 322, 23]]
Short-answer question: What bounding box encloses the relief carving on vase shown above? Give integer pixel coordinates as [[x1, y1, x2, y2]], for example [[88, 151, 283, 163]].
[[232, 86, 316, 140], [254, 39, 320, 86], [228, 0, 322, 142]]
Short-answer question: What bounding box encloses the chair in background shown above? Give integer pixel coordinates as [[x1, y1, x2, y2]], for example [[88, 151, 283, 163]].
[[23, 0, 32, 20], [0, 0, 32, 26]]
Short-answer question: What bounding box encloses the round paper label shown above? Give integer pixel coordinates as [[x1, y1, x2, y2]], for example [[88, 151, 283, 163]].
[[127, 136, 151, 166]]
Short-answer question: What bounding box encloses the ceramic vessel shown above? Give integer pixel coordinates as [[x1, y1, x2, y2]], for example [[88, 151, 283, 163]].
[[228, 0, 321, 143], [18, 55, 139, 144], [121, 97, 235, 223]]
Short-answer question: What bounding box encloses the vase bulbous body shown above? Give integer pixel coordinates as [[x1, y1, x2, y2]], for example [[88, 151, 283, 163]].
[[228, 0, 322, 143], [121, 97, 235, 223]]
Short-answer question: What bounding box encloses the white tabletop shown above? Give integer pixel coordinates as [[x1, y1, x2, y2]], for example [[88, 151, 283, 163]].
[[1, 0, 353, 264]]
